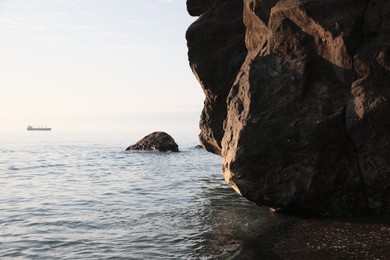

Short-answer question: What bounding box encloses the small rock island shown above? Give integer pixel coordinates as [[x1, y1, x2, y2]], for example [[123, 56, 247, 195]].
[[126, 132, 179, 152]]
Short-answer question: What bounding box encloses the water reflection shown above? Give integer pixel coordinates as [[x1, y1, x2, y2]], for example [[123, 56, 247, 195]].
[[193, 176, 390, 259], [191, 177, 283, 259]]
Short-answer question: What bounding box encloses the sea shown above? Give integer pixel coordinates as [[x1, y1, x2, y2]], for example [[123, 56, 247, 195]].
[[1, 132, 389, 259]]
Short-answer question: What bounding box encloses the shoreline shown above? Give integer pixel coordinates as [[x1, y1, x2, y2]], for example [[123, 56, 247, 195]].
[[234, 213, 390, 259]]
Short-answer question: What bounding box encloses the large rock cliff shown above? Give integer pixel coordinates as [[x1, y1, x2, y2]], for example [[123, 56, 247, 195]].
[[186, 0, 390, 216]]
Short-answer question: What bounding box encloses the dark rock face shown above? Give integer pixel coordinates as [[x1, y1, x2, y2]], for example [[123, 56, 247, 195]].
[[186, 0, 247, 155], [186, 0, 390, 216], [126, 132, 179, 152]]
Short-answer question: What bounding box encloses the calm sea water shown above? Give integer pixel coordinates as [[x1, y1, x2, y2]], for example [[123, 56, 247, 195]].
[[0, 132, 268, 259], [1, 132, 389, 259]]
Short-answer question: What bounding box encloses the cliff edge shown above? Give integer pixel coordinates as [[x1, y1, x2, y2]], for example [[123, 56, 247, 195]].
[[186, 0, 390, 216]]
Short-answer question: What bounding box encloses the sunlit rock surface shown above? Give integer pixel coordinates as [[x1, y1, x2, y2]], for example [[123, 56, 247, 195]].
[[126, 132, 179, 152], [186, 0, 390, 216]]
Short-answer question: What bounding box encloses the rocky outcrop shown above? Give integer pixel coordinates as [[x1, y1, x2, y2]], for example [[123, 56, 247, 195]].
[[186, 0, 390, 216], [126, 132, 179, 152]]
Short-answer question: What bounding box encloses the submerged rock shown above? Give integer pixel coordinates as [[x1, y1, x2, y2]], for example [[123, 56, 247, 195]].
[[186, 0, 390, 216], [126, 132, 179, 152]]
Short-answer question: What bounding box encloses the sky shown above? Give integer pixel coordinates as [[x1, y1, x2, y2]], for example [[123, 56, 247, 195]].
[[0, 0, 203, 138]]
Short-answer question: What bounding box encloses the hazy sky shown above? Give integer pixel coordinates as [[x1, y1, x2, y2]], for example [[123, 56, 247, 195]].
[[0, 0, 202, 137]]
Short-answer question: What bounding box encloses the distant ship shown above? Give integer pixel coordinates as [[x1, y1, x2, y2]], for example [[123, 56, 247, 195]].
[[27, 125, 52, 131]]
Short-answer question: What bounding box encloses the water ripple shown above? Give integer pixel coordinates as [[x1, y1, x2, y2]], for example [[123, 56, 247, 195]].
[[2, 134, 388, 259], [8, 164, 67, 171]]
